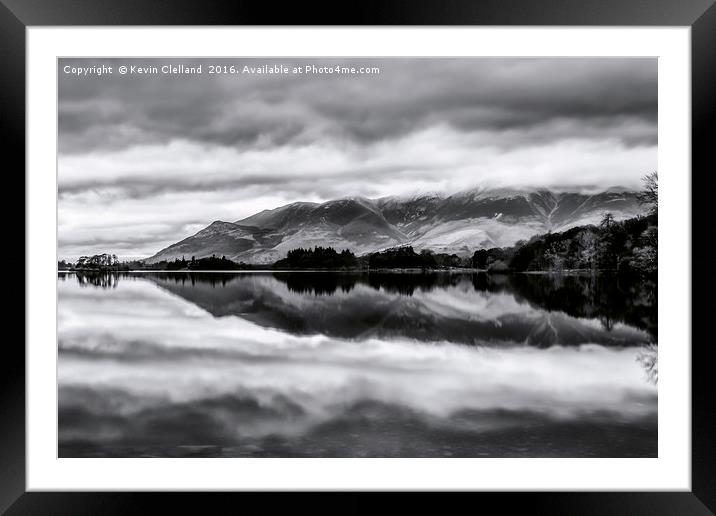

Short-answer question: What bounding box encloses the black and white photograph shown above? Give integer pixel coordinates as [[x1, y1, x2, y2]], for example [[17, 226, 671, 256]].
[[57, 57, 658, 458]]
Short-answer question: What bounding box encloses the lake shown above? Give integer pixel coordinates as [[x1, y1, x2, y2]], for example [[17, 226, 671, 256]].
[[58, 271, 657, 457]]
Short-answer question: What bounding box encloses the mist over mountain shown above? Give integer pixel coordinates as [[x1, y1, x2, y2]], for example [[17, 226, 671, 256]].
[[146, 187, 643, 264]]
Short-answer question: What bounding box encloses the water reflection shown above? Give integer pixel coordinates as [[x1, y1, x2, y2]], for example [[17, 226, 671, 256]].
[[72, 271, 121, 289], [58, 271, 657, 457], [130, 272, 654, 347], [636, 344, 658, 385], [70, 270, 656, 340]]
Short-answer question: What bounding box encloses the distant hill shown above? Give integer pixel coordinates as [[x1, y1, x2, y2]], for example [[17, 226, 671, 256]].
[[145, 187, 644, 264]]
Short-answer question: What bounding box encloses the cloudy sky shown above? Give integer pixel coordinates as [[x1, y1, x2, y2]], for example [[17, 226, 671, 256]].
[[58, 57, 657, 260]]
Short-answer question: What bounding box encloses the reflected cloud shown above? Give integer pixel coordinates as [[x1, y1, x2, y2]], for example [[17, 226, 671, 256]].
[[58, 273, 657, 457]]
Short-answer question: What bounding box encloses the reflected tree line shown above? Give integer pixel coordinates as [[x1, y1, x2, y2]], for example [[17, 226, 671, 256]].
[[491, 273, 657, 341], [60, 270, 122, 289], [272, 272, 656, 342], [63, 270, 656, 342]]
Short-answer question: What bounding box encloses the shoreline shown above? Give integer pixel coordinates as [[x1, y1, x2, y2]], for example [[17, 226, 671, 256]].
[[58, 267, 622, 275]]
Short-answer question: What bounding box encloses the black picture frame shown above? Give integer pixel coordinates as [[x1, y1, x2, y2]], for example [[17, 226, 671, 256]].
[[3, 0, 714, 513]]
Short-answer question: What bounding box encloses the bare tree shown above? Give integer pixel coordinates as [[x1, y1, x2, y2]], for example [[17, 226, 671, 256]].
[[637, 171, 658, 216]]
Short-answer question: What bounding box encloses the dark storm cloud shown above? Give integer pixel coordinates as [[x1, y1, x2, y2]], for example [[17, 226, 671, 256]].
[[59, 58, 657, 154], [58, 162, 433, 201]]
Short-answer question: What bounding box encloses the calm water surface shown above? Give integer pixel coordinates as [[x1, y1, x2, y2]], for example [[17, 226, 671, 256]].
[[58, 271, 657, 457]]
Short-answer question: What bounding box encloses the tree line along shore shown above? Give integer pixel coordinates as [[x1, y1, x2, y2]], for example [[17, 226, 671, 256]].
[[59, 173, 657, 276], [58, 211, 657, 276]]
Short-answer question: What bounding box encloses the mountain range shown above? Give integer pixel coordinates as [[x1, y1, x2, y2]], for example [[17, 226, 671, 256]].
[[146, 187, 644, 264]]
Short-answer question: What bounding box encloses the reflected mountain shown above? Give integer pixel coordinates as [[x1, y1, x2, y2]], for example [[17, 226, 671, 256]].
[[117, 271, 655, 347], [62, 271, 656, 346], [58, 270, 657, 458]]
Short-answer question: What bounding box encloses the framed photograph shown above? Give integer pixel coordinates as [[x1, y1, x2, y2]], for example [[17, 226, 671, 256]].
[[6, 0, 714, 512]]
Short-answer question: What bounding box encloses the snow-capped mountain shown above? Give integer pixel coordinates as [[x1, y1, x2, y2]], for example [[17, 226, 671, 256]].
[[145, 188, 644, 264]]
